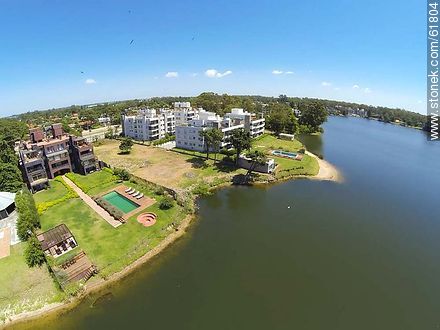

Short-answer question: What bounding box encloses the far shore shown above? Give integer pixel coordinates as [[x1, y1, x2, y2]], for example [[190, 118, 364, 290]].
[[2, 148, 341, 329]]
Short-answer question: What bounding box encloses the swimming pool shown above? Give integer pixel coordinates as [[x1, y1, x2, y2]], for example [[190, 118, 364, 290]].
[[102, 191, 139, 213], [271, 150, 298, 159]]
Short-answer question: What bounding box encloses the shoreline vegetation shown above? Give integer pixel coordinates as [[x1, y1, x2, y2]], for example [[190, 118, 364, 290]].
[[1, 134, 341, 328]]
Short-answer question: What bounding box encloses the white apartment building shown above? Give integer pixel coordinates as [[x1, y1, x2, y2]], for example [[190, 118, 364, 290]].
[[224, 108, 265, 138], [173, 102, 198, 125], [175, 108, 265, 152], [122, 108, 175, 141]]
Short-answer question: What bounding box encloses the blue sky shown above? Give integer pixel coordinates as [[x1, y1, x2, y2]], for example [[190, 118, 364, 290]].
[[0, 0, 425, 116]]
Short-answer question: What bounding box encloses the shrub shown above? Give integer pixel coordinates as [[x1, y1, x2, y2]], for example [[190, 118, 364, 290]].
[[192, 182, 211, 196], [94, 197, 124, 220], [113, 168, 130, 181], [159, 194, 175, 210], [152, 134, 175, 146], [298, 148, 306, 154]]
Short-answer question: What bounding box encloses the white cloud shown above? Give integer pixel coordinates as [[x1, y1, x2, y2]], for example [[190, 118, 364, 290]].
[[205, 69, 232, 78], [165, 71, 179, 78], [85, 78, 96, 84], [334, 87, 341, 91], [321, 81, 332, 87], [285, 71, 294, 75], [364, 87, 372, 94], [352, 84, 360, 89], [272, 70, 283, 75]]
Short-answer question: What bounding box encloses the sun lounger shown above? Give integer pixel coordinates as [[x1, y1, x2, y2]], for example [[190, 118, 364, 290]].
[[128, 189, 137, 195], [136, 193, 144, 199], [132, 191, 140, 198], [125, 187, 132, 193]]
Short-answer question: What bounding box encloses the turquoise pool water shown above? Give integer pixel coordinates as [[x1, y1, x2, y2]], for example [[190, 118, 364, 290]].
[[271, 150, 297, 159], [102, 191, 139, 213]]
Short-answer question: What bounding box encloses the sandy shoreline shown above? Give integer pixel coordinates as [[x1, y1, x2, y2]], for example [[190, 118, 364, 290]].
[[306, 151, 343, 182], [2, 152, 341, 328]]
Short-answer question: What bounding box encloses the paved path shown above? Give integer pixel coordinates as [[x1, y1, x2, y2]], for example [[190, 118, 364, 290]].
[[0, 227, 11, 259], [62, 176, 122, 228]]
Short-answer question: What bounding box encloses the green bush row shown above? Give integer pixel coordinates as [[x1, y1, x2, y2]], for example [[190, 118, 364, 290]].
[[93, 197, 124, 220], [152, 134, 175, 146]]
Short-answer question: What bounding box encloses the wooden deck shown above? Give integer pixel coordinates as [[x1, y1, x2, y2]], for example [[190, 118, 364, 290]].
[[54, 250, 97, 287]]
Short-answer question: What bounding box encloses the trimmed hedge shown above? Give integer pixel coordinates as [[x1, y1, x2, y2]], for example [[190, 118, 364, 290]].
[[93, 197, 124, 220], [152, 135, 175, 146], [36, 176, 78, 214]]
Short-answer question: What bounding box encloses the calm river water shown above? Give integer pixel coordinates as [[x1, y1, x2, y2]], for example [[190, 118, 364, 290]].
[[18, 117, 440, 330]]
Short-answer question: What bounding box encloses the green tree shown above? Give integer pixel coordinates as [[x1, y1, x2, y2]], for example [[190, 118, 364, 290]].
[[15, 189, 40, 240], [298, 101, 328, 133], [119, 137, 133, 154], [0, 163, 23, 192], [266, 103, 298, 135], [227, 128, 252, 165], [199, 130, 212, 160], [246, 150, 268, 178], [208, 129, 224, 162], [25, 235, 46, 267]]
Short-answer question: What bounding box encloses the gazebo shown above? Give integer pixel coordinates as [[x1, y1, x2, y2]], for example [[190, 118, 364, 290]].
[[0, 192, 16, 221]]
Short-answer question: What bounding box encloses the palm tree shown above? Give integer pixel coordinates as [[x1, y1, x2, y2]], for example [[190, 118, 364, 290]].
[[245, 150, 267, 181]]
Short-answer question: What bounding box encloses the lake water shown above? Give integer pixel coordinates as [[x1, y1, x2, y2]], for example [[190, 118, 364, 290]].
[[18, 117, 440, 330]]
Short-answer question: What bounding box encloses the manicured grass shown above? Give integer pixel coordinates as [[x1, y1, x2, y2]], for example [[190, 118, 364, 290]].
[[66, 170, 116, 194], [251, 134, 304, 153], [39, 197, 186, 278], [0, 244, 62, 320], [273, 154, 319, 178], [250, 134, 319, 178], [34, 179, 68, 204]]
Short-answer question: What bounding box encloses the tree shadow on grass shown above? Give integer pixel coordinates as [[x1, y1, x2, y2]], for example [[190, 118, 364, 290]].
[[185, 157, 237, 174]]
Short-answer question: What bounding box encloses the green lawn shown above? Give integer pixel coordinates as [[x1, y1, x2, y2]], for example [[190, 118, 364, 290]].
[[0, 244, 62, 321], [39, 194, 186, 278], [251, 134, 304, 153], [34, 179, 68, 204], [66, 170, 117, 194], [250, 134, 319, 178]]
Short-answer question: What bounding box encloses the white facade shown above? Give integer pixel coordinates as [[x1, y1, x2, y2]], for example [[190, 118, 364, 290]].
[[175, 109, 265, 152], [173, 102, 197, 126], [122, 109, 175, 141], [224, 108, 265, 138]]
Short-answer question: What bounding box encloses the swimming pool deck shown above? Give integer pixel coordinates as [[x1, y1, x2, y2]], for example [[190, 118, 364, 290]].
[[62, 176, 122, 228], [101, 185, 156, 221]]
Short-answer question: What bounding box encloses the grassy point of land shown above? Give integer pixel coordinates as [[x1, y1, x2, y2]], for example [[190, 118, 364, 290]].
[[0, 244, 63, 321]]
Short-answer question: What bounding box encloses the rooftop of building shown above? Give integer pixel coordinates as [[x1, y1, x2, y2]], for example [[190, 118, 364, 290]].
[[0, 192, 15, 211], [37, 224, 74, 251]]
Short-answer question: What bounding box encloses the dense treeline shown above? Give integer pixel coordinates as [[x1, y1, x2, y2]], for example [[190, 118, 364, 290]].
[[0, 119, 27, 192], [12, 92, 426, 132]]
